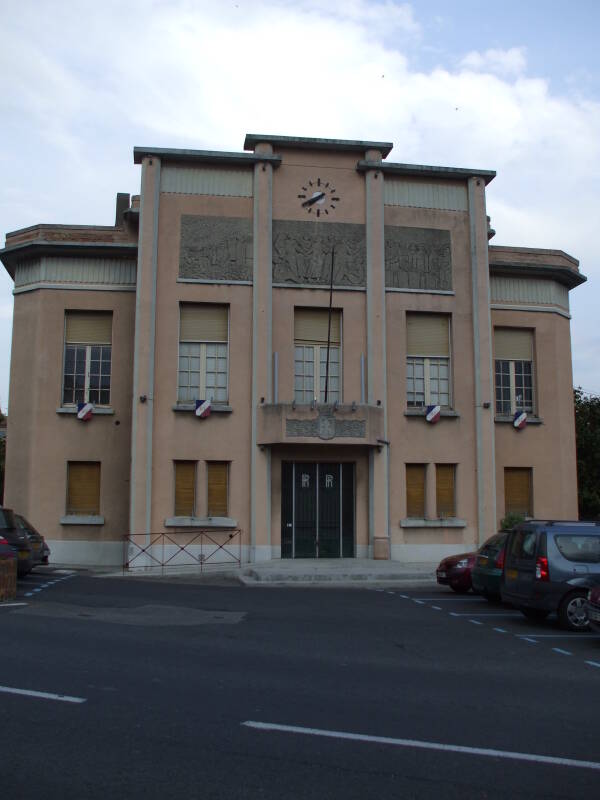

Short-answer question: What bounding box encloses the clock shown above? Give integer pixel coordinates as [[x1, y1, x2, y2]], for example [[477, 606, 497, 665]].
[[297, 177, 340, 217]]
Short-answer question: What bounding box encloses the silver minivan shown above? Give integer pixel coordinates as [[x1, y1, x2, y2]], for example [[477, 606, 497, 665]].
[[501, 521, 600, 630]]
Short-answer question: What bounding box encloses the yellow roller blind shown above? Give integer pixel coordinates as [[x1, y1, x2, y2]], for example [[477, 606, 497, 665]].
[[494, 329, 533, 361], [65, 312, 112, 344], [174, 461, 196, 516], [207, 462, 228, 517], [504, 468, 532, 516], [407, 314, 449, 356], [406, 464, 426, 518], [67, 462, 100, 515], [294, 308, 341, 345], [180, 304, 228, 342], [436, 464, 455, 518]]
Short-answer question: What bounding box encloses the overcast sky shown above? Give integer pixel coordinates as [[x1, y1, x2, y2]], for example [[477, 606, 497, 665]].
[[1, 0, 599, 412]]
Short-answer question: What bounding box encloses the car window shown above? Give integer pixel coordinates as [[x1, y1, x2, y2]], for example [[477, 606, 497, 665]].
[[509, 531, 537, 560], [554, 535, 600, 564], [482, 533, 506, 549], [0, 509, 15, 528]]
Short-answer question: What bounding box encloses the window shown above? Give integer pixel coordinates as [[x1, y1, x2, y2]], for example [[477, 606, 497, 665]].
[[178, 304, 228, 404], [494, 329, 534, 415], [67, 462, 100, 515], [436, 464, 456, 518], [63, 312, 112, 406], [174, 461, 196, 517], [294, 308, 341, 403], [207, 462, 228, 517], [504, 467, 532, 517], [406, 464, 426, 518], [406, 314, 451, 408], [555, 535, 600, 564]]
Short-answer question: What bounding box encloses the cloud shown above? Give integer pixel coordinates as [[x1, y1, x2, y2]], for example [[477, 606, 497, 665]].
[[0, 1, 599, 399], [460, 47, 527, 77]]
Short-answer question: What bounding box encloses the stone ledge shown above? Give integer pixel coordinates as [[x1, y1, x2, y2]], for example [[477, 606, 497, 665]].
[[164, 517, 238, 528], [56, 406, 114, 415], [495, 415, 543, 425], [404, 409, 460, 418], [60, 515, 105, 526], [172, 404, 233, 413], [400, 518, 467, 528]]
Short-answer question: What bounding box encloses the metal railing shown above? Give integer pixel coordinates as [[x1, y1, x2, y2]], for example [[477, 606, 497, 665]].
[[123, 528, 242, 573]]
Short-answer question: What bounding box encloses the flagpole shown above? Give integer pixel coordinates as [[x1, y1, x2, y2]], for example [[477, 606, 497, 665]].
[[324, 246, 335, 403]]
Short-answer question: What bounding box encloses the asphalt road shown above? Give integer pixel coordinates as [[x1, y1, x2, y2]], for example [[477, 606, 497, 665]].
[[1, 569, 599, 799]]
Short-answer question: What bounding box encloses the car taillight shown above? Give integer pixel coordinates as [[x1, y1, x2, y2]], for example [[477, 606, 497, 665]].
[[0, 536, 8, 545], [535, 556, 549, 581], [495, 548, 505, 570]]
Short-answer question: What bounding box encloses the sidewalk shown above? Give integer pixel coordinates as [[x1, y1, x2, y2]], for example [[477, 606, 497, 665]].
[[89, 558, 438, 588]]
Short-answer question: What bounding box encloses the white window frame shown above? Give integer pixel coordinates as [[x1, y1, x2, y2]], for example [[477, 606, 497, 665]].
[[294, 343, 341, 403], [495, 359, 535, 416], [406, 356, 451, 408], [62, 343, 112, 407], [178, 341, 229, 404]]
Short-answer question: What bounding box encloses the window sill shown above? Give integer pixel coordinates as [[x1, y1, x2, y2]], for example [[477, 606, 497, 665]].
[[495, 415, 543, 424], [60, 515, 105, 526], [172, 404, 233, 413], [400, 518, 467, 528], [164, 516, 238, 528], [56, 406, 114, 415], [404, 409, 459, 418]]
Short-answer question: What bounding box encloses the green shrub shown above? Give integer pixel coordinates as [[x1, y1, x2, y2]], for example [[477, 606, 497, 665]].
[[500, 512, 526, 531]]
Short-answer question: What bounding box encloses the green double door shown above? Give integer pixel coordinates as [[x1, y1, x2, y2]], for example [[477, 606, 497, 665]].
[[281, 462, 354, 558]]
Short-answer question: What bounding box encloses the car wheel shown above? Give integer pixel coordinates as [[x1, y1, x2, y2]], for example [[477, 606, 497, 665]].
[[520, 608, 550, 621], [450, 584, 470, 594], [558, 592, 590, 631]]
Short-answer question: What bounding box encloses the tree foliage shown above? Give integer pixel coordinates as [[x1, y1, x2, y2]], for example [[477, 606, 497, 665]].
[[574, 388, 600, 520]]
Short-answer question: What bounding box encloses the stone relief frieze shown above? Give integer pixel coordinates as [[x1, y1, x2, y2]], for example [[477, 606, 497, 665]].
[[272, 220, 365, 287], [385, 226, 452, 290], [286, 415, 366, 439], [179, 215, 253, 281]]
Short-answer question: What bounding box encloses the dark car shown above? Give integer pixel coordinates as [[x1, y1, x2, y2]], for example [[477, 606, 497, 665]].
[[585, 585, 600, 633], [0, 533, 17, 564], [501, 520, 600, 631], [0, 507, 33, 576], [436, 551, 477, 593], [15, 514, 48, 568], [471, 532, 509, 600]]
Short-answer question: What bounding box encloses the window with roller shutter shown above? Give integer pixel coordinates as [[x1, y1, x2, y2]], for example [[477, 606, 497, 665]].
[[504, 468, 532, 516], [67, 462, 101, 515], [207, 462, 229, 517], [436, 464, 456, 518], [174, 461, 196, 517], [406, 313, 451, 408], [406, 464, 426, 518], [62, 311, 112, 406], [178, 304, 229, 404], [494, 328, 535, 416], [294, 308, 341, 403]]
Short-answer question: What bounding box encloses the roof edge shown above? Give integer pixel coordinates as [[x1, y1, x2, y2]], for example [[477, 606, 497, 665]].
[[244, 133, 393, 157], [1, 240, 138, 280], [133, 146, 282, 167], [359, 160, 496, 185], [489, 261, 586, 290]]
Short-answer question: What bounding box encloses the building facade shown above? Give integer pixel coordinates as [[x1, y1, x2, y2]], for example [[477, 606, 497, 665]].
[[0, 134, 586, 567]]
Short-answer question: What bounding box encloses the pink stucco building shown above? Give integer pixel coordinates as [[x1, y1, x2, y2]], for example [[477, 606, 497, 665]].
[[0, 134, 586, 566]]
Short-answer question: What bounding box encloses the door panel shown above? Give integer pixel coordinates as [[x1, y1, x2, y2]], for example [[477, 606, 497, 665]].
[[318, 463, 341, 558], [294, 463, 317, 558], [342, 463, 355, 557], [281, 462, 293, 559]]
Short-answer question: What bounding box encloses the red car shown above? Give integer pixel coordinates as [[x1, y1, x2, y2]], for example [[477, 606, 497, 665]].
[[436, 551, 478, 593], [586, 585, 600, 633]]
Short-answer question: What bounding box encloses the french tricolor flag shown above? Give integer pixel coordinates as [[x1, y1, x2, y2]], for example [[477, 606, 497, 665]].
[[513, 410, 527, 430], [195, 399, 211, 419], [77, 402, 94, 421], [426, 404, 441, 424]]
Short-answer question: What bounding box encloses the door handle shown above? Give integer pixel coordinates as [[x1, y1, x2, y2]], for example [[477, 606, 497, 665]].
[[286, 523, 293, 528]]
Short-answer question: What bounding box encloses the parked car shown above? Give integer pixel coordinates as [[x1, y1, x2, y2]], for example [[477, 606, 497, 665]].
[[15, 514, 48, 568], [471, 532, 509, 600], [585, 585, 600, 633], [501, 520, 600, 631], [0, 533, 18, 564], [0, 507, 33, 576], [436, 551, 477, 593]]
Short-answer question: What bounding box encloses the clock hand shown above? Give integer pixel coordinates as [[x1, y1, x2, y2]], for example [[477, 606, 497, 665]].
[[301, 191, 326, 207]]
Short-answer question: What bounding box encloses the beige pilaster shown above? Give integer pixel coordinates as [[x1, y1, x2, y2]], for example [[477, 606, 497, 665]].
[[130, 156, 161, 544], [365, 149, 390, 559], [468, 177, 497, 543], [250, 145, 273, 561]]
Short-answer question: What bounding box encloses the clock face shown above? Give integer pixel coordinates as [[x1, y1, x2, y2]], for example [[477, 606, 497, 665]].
[[297, 177, 340, 217]]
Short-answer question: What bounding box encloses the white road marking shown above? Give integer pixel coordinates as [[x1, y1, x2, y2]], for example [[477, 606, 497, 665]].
[[386, 591, 395, 595], [0, 602, 28, 608], [24, 593, 33, 597], [585, 660, 600, 669], [493, 627, 507, 633], [412, 599, 425, 605], [469, 619, 483, 625], [0, 684, 86, 704], [431, 606, 442, 611], [552, 648, 572, 656], [515, 634, 600, 639], [448, 612, 520, 617], [521, 637, 538, 644], [242, 721, 600, 771], [408, 597, 483, 601], [400, 595, 409, 599]]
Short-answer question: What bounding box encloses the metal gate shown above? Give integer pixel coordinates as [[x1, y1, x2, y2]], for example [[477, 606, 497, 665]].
[[281, 462, 354, 558]]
